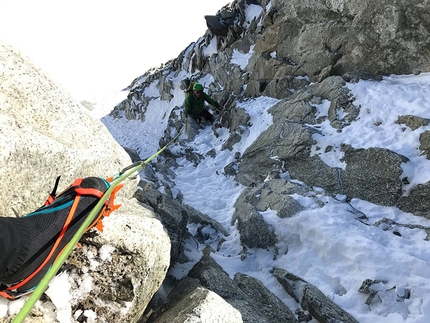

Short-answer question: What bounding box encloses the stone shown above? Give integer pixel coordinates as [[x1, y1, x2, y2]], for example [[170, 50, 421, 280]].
[[231, 204, 277, 249], [236, 121, 317, 186], [145, 278, 243, 323], [397, 182, 430, 219], [397, 115, 430, 131], [187, 253, 299, 323], [272, 268, 359, 323], [67, 197, 171, 323], [340, 146, 408, 206], [0, 43, 136, 217], [419, 131, 430, 159]]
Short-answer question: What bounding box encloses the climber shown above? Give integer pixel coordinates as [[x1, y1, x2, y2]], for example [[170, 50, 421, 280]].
[[183, 82, 222, 139], [184, 83, 221, 140]]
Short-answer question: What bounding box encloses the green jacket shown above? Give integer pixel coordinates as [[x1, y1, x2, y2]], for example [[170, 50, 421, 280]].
[[184, 92, 219, 117]]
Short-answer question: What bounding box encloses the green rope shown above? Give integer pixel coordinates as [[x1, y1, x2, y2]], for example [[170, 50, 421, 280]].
[[13, 127, 183, 322]]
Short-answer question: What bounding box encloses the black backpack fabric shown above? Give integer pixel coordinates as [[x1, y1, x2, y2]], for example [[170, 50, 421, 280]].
[[0, 176, 119, 300]]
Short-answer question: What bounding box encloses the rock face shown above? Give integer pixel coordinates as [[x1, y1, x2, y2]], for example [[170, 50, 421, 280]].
[[64, 198, 171, 323], [340, 146, 408, 206], [265, 0, 430, 82], [272, 268, 359, 323], [112, 0, 430, 122], [186, 253, 299, 323], [0, 43, 136, 217]]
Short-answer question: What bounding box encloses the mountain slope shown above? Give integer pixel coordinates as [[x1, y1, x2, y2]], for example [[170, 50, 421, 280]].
[[102, 1, 430, 322]]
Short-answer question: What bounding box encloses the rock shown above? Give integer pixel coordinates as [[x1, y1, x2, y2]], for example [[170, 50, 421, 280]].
[[236, 121, 317, 186], [268, 96, 318, 124], [284, 155, 341, 194], [187, 253, 299, 323], [272, 268, 359, 323], [231, 204, 277, 249], [268, 75, 357, 130], [233, 273, 298, 322], [66, 197, 171, 323], [220, 106, 251, 151], [0, 43, 135, 218], [397, 182, 430, 219], [419, 131, 430, 159], [396, 115, 430, 131], [273, 0, 430, 81], [340, 146, 409, 206], [135, 181, 228, 264], [145, 278, 243, 323], [6, 198, 171, 323], [205, 15, 229, 37], [135, 181, 188, 263], [234, 179, 309, 219]]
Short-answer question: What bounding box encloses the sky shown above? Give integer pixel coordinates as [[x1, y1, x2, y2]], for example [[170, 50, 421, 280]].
[[2, 2, 430, 322], [0, 0, 229, 114]]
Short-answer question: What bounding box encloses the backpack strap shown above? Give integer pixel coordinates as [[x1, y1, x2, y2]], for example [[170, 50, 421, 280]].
[[43, 176, 62, 206], [86, 182, 124, 233], [0, 285, 17, 300]]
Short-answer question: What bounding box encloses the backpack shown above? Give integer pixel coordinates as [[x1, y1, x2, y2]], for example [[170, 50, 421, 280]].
[[185, 81, 196, 96], [0, 176, 123, 300]]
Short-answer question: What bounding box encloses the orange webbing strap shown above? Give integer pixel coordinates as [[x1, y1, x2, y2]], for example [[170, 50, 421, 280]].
[[71, 178, 83, 186], [74, 187, 104, 198], [44, 178, 83, 206], [7, 194, 81, 292], [0, 290, 15, 300], [86, 183, 124, 232], [43, 195, 55, 206]]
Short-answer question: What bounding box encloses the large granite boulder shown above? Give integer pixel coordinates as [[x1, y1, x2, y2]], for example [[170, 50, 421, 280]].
[[0, 43, 168, 323], [0, 43, 135, 217]]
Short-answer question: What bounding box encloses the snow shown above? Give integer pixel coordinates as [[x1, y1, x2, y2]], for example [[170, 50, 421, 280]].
[[45, 274, 72, 323], [310, 74, 430, 194], [231, 45, 255, 70], [244, 4, 263, 27], [203, 36, 218, 57], [101, 74, 185, 157], [98, 245, 115, 262]]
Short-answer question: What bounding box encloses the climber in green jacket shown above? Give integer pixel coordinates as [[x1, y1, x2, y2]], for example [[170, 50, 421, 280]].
[[184, 83, 221, 124]]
